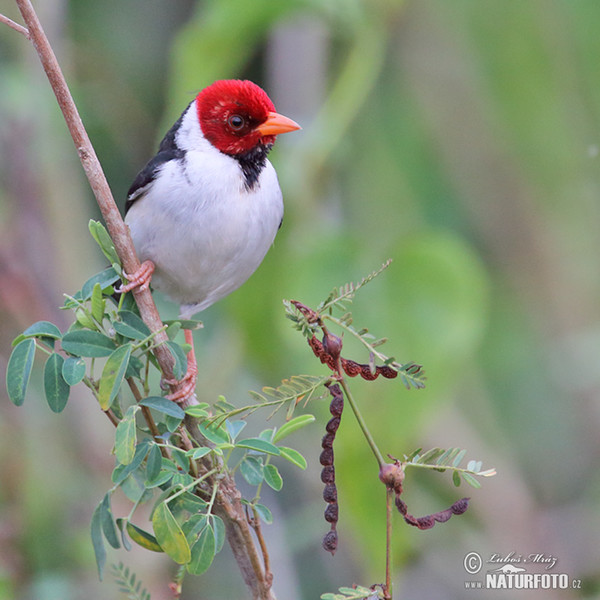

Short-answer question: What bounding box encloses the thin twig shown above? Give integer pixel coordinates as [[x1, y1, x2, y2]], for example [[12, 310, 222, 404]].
[[252, 507, 273, 587], [384, 488, 393, 600], [0, 12, 29, 37]]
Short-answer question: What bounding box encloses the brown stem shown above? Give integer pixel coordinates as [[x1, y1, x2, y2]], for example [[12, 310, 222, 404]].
[[0, 12, 29, 37], [252, 507, 273, 587], [13, 0, 181, 399]]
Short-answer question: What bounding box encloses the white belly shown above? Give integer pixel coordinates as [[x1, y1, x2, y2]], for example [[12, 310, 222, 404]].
[[125, 153, 283, 318]]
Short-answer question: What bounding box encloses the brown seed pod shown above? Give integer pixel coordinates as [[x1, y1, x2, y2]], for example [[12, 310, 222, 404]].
[[322, 530, 338, 555], [323, 483, 338, 503], [325, 417, 340, 434], [324, 503, 339, 523], [322, 332, 342, 359], [319, 447, 334, 466], [320, 465, 335, 484], [321, 433, 335, 449]]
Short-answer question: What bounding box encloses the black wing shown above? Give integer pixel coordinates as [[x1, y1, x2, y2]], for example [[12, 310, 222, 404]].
[[125, 103, 192, 214]]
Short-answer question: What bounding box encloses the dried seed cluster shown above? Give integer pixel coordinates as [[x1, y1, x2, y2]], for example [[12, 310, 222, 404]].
[[379, 460, 470, 530], [320, 382, 344, 555], [308, 335, 404, 380]]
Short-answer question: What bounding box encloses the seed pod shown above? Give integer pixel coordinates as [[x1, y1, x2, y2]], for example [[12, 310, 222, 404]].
[[321, 433, 335, 449], [378, 365, 398, 379], [324, 503, 339, 523], [325, 417, 340, 434], [323, 483, 337, 503], [322, 332, 342, 360], [322, 530, 338, 555], [321, 465, 335, 484], [329, 394, 344, 417], [319, 447, 334, 466], [341, 358, 361, 377]]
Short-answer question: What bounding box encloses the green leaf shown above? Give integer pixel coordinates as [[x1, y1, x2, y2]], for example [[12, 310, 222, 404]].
[[272, 414, 315, 443], [263, 464, 283, 491], [81, 267, 120, 300], [163, 318, 203, 330], [236, 438, 280, 456], [91, 503, 107, 580], [91, 283, 105, 323], [113, 310, 152, 340], [452, 470, 462, 487], [452, 448, 467, 468], [62, 356, 86, 385], [6, 338, 36, 406], [139, 396, 185, 419], [462, 472, 482, 489], [198, 422, 229, 445], [115, 519, 132, 551], [187, 447, 211, 460], [115, 405, 139, 465], [13, 320, 62, 346], [43, 353, 70, 413], [278, 446, 307, 470], [225, 420, 246, 442], [184, 404, 210, 418], [98, 344, 132, 410], [145, 444, 163, 482], [89, 219, 120, 266], [152, 502, 191, 564], [253, 503, 273, 525], [61, 330, 116, 357], [126, 521, 163, 553], [187, 524, 215, 575], [210, 515, 225, 553], [240, 456, 264, 486], [100, 493, 120, 549], [166, 341, 187, 380], [112, 440, 150, 484]]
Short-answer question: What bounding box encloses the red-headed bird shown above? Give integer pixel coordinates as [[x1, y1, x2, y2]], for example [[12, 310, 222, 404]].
[[120, 80, 300, 401]]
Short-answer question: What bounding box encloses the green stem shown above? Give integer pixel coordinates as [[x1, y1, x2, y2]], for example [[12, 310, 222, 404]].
[[384, 488, 393, 599], [337, 376, 386, 468]]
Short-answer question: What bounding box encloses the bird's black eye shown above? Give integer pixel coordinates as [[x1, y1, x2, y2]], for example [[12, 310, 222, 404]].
[[228, 114, 245, 131]]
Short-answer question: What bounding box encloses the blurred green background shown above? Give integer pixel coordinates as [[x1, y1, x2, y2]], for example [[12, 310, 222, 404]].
[[1, 0, 600, 598]]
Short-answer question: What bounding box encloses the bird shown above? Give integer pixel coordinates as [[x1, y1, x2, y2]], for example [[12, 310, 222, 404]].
[[119, 79, 301, 401]]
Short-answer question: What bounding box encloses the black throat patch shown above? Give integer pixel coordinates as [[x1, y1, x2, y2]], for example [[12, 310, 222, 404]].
[[235, 143, 272, 191]]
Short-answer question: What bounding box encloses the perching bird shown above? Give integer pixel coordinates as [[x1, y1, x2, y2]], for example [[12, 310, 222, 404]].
[[120, 79, 301, 401]]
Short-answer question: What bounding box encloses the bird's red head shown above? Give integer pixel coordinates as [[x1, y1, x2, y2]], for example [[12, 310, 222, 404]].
[[196, 79, 300, 156]]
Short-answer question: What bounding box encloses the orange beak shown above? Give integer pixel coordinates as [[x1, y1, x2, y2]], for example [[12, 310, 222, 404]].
[[256, 111, 301, 136]]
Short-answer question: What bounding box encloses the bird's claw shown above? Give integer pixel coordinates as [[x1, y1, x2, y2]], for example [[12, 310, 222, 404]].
[[165, 362, 198, 403], [116, 260, 155, 294], [165, 329, 197, 403]]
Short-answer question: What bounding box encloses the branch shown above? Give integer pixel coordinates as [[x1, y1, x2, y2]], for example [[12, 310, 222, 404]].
[[0, 12, 29, 38], [11, 0, 182, 400]]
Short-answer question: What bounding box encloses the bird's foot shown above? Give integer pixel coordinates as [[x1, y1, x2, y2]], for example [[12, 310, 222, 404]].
[[116, 260, 155, 294], [165, 362, 198, 403], [165, 329, 197, 404]]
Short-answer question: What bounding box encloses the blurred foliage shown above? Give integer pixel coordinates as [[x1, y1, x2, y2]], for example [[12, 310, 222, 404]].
[[2, 0, 600, 599]]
